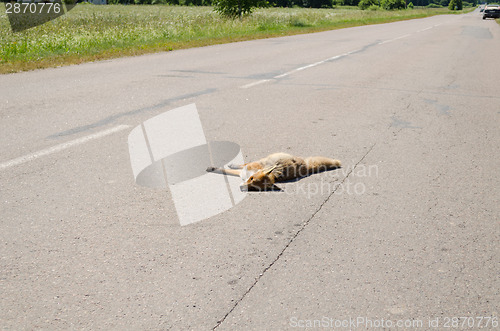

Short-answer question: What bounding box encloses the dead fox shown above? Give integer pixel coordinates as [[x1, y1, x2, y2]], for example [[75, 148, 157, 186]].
[[206, 152, 341, 191]]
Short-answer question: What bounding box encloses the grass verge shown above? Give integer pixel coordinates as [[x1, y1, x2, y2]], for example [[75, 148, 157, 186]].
[[0, 5, 471, 74]]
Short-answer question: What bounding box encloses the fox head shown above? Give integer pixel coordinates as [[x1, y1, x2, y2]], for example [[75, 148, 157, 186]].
[[240, 165, 277, 191]]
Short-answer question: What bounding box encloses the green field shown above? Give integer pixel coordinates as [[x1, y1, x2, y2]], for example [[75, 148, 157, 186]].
[[0, 5, 468, 73]]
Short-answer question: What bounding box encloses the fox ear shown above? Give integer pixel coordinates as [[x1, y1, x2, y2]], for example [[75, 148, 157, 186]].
[[263, 165, 277, 175]]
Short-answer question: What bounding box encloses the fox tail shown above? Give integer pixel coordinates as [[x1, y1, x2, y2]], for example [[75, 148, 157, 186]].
[[305, 156, 341, 173]]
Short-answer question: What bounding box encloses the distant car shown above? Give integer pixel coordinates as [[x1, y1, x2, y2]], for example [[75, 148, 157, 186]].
[[483, 4, 500, 19]]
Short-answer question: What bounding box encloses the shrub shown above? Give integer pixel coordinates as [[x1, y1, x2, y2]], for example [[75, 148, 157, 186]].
[[213, 0, 269, 18], [310, 0, 334, 8], [448, 0, 462, 10], [381, 0, 406, 9], [358, 0, 378, 9], [407, 1, 414, 7]]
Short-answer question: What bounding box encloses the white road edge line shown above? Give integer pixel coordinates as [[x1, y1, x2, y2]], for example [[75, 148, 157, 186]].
[[0, 124, 131, 171]]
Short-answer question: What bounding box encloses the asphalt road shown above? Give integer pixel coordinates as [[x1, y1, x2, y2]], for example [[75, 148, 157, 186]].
[[1, 10, 499, 330]]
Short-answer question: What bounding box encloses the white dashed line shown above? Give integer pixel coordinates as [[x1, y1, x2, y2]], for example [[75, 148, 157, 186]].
[[0, 124, 131, 171], [240, 79, 271, 89], [418, 27, 433, 32], [274, 72, 291, 79], [378, 33, 412, 45], [240, 51, 354, 88], [296, 61, 324, 71], [239, 22, 446, 89]]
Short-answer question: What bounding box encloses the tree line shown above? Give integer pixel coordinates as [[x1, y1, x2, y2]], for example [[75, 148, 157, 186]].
[[108, 0, 476, 8]]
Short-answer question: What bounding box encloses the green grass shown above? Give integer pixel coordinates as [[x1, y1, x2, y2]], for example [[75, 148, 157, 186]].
[[0, 5, 468, 73]]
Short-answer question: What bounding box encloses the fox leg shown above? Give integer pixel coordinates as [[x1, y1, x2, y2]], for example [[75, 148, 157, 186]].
[[227, 162, 262, 170], [206, 167, 241, 177], [228, 162, 262, 170], [244, 162, 264, 171], [227, 163, 244, 169]]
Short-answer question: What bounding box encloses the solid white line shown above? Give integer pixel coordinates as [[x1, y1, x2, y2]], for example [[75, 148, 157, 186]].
[[0, 124, 131, 171]]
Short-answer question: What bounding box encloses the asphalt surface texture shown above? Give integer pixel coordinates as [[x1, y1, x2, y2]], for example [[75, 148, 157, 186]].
[[1, 9, 499, 330]]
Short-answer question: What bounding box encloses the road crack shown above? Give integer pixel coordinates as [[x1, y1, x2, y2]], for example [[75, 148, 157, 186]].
[[212, 143, 377, 330]]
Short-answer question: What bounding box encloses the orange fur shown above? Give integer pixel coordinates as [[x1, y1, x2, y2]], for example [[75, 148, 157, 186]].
[[207, 152, 341, 191]]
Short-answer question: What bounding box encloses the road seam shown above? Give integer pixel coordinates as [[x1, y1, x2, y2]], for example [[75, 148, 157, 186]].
[[212, 143, 377, 330]]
